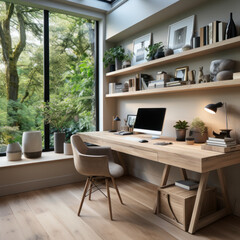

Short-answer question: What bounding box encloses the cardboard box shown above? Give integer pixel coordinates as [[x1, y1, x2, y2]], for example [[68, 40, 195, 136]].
[[157, 185, 216, 231]]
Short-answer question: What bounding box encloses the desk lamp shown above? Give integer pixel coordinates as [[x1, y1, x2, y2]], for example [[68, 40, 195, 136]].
[[109, 115, 121, 132], [204, 102, 231, 138]]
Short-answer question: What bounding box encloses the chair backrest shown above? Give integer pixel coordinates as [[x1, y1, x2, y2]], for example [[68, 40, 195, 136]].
[[71, 134, 110, 177]]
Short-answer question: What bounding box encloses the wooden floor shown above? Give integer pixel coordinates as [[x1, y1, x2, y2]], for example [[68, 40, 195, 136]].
[[0, 176, 240, 240]]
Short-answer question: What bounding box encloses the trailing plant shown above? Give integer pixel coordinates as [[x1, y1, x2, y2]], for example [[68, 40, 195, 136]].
[[103, 46, 125, 68], [173, 120, 189, 130], [191, 117, 207, 135], [145, 42, 164, 60]]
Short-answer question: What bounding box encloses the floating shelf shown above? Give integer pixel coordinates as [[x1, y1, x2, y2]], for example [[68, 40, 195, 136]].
[[106, 36, 240, 79], [105, 79, 240, 98]]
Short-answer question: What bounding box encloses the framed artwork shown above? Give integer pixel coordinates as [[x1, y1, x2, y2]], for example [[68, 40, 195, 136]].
[[127, 114, 136, 128], [132, 33, 152, 65], [175, 66, 189, 81], [168, 15, 195, 53]]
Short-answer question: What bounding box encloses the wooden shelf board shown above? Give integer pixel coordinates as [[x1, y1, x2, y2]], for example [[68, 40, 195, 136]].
[[106, 36, 240, 78], [105, 79, 240, 98]]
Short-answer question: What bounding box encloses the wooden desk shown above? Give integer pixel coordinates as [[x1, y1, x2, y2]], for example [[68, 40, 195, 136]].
[[79, 131, 240, 234]]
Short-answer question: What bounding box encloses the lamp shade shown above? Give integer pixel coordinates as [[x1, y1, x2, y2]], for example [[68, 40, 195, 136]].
[[114, 116, 121, 121], [204, 102, 223, 114]]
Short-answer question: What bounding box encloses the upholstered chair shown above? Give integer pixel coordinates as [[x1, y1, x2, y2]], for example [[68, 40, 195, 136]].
[[71, 134, 124, 220]]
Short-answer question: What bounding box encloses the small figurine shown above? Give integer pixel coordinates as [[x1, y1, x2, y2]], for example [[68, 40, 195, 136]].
[[198, 66, 210, 83]]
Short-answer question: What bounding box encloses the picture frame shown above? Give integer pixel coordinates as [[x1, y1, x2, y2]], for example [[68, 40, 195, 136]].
[[127, 114, 136, 128], [168, 15, 195, 53], [175, 66, 189, 81], [132, 33, 152, 65]]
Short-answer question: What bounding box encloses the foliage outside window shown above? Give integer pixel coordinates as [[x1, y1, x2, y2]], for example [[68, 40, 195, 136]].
[[0, 1, 96, 153]]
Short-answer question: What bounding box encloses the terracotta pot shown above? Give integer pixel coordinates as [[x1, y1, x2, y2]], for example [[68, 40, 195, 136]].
[[176, 129, 186, 141]]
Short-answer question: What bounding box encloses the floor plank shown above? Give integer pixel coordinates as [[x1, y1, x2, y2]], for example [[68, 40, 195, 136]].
[[0, 176, 239, 240]]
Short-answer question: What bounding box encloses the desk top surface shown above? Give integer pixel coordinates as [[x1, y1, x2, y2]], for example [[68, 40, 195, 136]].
[[79, 131, 240, 173]]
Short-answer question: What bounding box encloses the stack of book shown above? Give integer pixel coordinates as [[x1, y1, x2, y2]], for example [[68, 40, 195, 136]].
[[166, 81, 187, 87], [175, 180, 199, 190], [200, 20, 227, 46], [206, 137, 236, 147]]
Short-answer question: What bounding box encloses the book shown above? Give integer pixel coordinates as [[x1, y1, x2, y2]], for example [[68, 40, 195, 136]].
[[175, 180, 199, 190], [213, 20, 220, 43], [208, 22, 213, 44], [141, 78, 148, 90], [206, 140, 236, 147], [218, 22, 227, 41], [200, 27, 204, 47], [208, 137, 235, 142], [204, 25, 209, 45]]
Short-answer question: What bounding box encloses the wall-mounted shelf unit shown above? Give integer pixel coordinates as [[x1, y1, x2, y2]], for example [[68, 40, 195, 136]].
[[106, 79, 240, 98], [106, 36, 240, 79]]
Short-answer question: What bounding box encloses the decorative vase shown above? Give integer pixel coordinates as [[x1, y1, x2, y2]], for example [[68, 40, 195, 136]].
[[225, 12, 237, 39], [154, 49, 164, 59], [176, 129, 186, 141], [54, 132, 65, 153], [6, 142, 22, 161], [64, 142, 73, 155], [115, 58, 122, 70], [110, 64, 115, 72], [189, 128, 208, 143], [22, 131, 42, 158]]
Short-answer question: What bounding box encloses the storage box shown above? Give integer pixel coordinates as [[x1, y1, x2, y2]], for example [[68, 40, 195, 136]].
[[156, 185, 216, 231]]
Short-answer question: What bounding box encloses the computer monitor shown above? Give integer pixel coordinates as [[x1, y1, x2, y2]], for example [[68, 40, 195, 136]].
[[133, 108, 166, 138]]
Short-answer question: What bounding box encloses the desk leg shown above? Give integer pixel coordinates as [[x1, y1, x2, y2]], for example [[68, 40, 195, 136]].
[[180, 169, 188, 180], [188, 172, 209, 234], [217, 168, 232, 214], [154, 164, 171, 213]]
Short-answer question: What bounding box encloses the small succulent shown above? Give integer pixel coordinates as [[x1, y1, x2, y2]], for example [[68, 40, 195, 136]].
[[173, 120, 189, 130]]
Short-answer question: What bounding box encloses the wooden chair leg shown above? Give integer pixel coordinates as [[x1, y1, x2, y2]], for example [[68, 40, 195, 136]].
[[111, 177, 123, 204], [89, 177, 93, 200], [78, 177, 90, 216], [106, 178, 113, 220]]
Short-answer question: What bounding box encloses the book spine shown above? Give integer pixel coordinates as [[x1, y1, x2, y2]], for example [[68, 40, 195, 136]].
[[200, 27, 204, 47], [208, 23, 213, 44], [213, 21, 220, 43]]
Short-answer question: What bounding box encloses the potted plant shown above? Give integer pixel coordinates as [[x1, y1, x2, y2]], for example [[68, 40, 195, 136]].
[[103, 46, 125, 71], [173, 120, 189, 141], [145, 42, 164, 61], [41, 99, 77, 153], [189, 117, 208, 143], [122, 51, 133, 68]]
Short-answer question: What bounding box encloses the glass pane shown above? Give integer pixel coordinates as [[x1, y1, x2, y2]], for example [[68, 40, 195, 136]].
[[0, 2, 43, 153], [49, 12, 96, 147]]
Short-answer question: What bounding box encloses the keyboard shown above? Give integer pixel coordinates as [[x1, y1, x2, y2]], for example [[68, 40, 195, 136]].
[[115, 131, 133, 135]]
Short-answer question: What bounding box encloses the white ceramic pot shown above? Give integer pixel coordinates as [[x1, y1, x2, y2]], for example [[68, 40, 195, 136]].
[[64, 142, 73, 155], [22, 131, 42, 158], [6, 142, 22, 161]]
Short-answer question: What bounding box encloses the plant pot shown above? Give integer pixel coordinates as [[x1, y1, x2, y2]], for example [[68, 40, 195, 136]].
[[176, 129, 186, 141], [189, 128, 208, 143], [115, 58, 122, 70], [64, 142, 73, 155], [110, 64, 115, 72], [122, 60, 131, 68], [154, 49, 165, 59], [6, 142, 22, 161], [54, 132, 65, 153], [22, 131, 42, 158]]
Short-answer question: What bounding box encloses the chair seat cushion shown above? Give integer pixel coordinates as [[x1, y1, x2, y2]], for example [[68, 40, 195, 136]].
[[108, 162, 124, 178]]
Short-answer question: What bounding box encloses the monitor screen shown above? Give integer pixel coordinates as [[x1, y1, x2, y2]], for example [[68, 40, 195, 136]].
[[133, 108, 166, 137]]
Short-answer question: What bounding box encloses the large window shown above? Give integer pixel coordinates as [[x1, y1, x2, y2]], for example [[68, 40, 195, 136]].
[[0, 2, 97, 154]]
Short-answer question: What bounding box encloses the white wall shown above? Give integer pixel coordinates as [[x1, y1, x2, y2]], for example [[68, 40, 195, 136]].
[[106, 0, 240, 216]]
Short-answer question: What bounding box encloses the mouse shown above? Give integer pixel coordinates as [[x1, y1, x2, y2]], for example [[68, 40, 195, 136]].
[[139, 139, 148, 143]]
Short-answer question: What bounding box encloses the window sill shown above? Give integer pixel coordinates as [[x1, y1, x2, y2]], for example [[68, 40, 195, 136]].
[[0, 152, 73, 168]]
